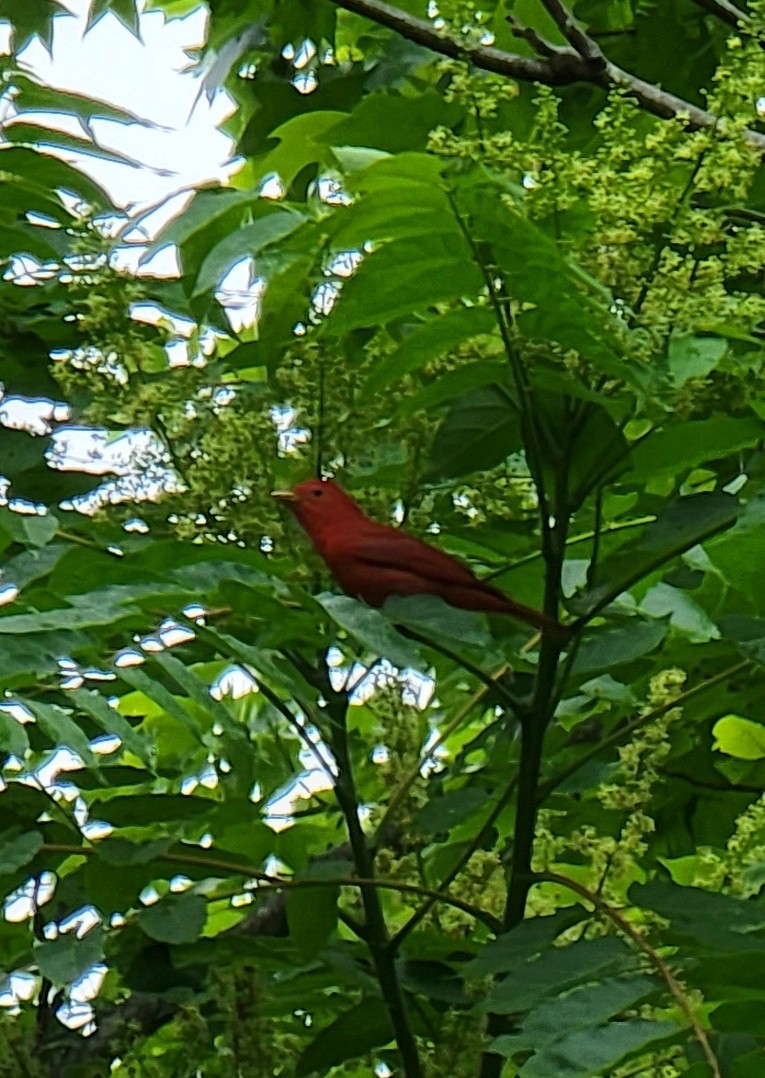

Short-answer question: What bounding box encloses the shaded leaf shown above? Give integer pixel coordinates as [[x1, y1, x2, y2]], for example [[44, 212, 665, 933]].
[[139, 893, 207, 944], [364, 306, 497, 396], [296, 998, 393, 1077], [34, 928, 104, 987], [317, 594, 422, 668], [0, 830, 42, 875], [426, 385, 521, 480]]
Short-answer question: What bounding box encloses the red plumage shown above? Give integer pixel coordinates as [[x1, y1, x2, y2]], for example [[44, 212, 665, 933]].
[[274, 479, 569, 642]]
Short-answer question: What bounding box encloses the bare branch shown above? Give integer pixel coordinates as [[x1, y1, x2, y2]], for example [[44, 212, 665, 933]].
[[539, 0, 605, 64], [505, 14, 562, 59], [693, 0, 751, 28], [326, 0, 765, 151]]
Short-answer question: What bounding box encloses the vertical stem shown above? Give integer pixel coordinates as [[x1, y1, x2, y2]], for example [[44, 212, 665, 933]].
[[479, 466, 569, 1077], [325, 685, 424, 1078]]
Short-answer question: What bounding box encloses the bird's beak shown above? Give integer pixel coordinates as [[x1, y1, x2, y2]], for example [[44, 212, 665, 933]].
[[271, 490, 297, 503]]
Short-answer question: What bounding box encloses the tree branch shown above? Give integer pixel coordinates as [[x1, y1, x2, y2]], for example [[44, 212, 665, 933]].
[[692, 0, 750, 28], [539, 0, 605, 63], [320, 677, 425, 1077], [326, 0, 765, 150]]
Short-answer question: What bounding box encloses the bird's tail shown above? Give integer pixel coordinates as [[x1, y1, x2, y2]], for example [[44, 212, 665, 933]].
[[453, 582, 573, 644], [502, 598, 573, 645]]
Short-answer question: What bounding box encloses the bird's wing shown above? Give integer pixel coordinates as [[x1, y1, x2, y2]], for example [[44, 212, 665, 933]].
[[352, 527, 483, 588]]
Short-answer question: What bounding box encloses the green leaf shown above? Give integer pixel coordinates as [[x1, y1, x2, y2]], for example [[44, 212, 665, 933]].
[[668, 335, 727, 386], [295, 998, 393, 1077], [118, 667, 204, 742], [573, 619, 667, 673], [34, 928, 104, 987], [317, 594, 422, 668], [139, 893, 207, 944], [574, 492, 739, 617], [0, 507, 58, 548], [88, 794, 212, 827], [629, 418, 764, 485], [383, 594, 492, 651], [631, 879, 765, 954], [512, 1018, 673, 1077], [0, 147, 109, 206], [0, 830, 42, 875], [329, 233, 483, 332], [193, 208, 307, 298], [0, 710, 30, 757], [483, 936, 637, 1013], [253, 111, 348, 190], [426, 385, 521, 480], [459, 177, 626, 378], [398, 361, 510, 419], [67, 688, 152, 764], [640, 582, 720, 643], [418, 787, 488, 833], [27, 700, 95, 763], [329, 89, 463, 154], [521, 974, 658, 1042], [96, 838, 174, 865], [712, 715, 765, 760], [467, 910, 586, 977], [363, 306, 497, 396], [286, 870, 339, 959]]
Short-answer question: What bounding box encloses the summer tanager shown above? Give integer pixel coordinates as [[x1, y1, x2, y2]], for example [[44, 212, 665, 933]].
[[273, 478, 570, 642]]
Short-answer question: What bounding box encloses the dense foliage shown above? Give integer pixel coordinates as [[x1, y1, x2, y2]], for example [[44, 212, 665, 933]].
[[2, 0, 765, 1075]]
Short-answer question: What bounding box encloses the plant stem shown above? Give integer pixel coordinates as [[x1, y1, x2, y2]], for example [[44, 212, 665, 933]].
[[324, 680, 424, 1077], [478, 459, 571, 1077]]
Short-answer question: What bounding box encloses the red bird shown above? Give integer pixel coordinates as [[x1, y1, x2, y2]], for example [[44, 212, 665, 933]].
[[273, 478, 569, 642]]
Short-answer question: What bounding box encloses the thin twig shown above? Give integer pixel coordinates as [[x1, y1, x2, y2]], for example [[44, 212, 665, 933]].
[[255, 678, 338, 781], [373, 671, 507, 848], [390, 779, 517, 950], [322, 679, 425, 1076], [402, 627, 525, 713], [40, 843, 499, 930], [539, 659, 754, 801], [483, 514, 656, 580], [505, 14, 561, 58], [539, 0, 604, 63], [535, 870, 722, 1078]]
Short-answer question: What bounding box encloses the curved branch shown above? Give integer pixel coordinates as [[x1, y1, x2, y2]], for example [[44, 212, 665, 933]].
[[41, 843, 499, 931], [326, 0, 765, 150], [539, 0, 605, 62], [535, 870, 721, 1078], [692, 0, 750, 28]]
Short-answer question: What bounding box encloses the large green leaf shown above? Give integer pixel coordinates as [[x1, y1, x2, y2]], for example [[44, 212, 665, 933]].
[[364, 306, 497, 396], [510, 1018, 673, 1077], [286, 866, 340, 959], [139, 893, 207, 944], [628, 417, 764, 485], [573, 492, 739, 618], [631, 880, 765, 955], [34, 928, 104, 987], [193, 207, 308, 297], [0, 830, 42, 875], [317, 594, 422, 668], [483, 936, 637, 1013], [426, 385, 522, 480], [295, 998, 393, 1077]]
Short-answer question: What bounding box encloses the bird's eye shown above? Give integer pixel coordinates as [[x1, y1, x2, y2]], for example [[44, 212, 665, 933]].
[[312, 489, 323, 497]]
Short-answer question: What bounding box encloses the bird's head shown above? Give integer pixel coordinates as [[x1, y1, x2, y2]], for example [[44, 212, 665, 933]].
[[272, 478, 365, 540]]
